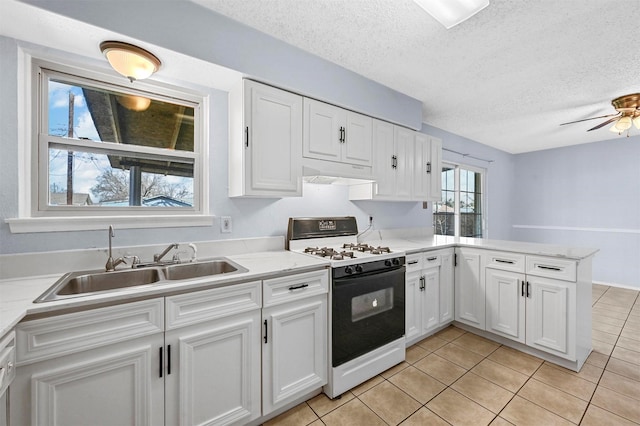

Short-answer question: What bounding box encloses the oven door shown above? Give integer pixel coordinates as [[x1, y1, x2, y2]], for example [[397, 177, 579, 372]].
[[332, 266, 405, 367]]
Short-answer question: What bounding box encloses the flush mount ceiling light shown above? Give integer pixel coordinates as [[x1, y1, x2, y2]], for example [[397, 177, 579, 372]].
[[100, 41, 161, 82], [561, 93, 640, 137], [413, 0, 490, 29]]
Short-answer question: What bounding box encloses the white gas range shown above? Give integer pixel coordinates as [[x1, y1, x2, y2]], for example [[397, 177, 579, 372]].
[[287, 217, 406, 398]]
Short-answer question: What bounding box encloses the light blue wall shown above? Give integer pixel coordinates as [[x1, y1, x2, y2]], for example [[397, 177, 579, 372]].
[[421, 124, 516, 241], [511, 137, 640, 287], [19, 0, 422, 129]]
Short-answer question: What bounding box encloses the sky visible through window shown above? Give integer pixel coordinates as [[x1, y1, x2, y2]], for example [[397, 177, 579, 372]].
[[47, 80, 193, 206]]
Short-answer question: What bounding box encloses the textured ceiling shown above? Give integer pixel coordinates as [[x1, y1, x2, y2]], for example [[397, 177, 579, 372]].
[[191, 0, 640, 154]]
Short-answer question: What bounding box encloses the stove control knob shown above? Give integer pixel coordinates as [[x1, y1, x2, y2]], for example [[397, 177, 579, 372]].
[[344, 266, 353, 275], [384, 259, 392, 267], [392, 258, 400, 266], [355, 264, 363, 273]]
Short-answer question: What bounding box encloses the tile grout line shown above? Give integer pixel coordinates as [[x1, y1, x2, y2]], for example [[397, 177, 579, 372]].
[[578, 290, 639, 425]]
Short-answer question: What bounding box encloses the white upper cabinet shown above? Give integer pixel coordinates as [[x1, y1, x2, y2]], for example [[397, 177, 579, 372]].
[[349, 120, 414, 201], [303, 98, 372, 167], [229, 80, 303, 197], [415, 133, 443, 202], [349, 119, 443, 202]]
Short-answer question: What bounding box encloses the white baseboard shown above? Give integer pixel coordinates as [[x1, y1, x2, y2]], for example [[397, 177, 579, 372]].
[[593, 280, 640, 292]]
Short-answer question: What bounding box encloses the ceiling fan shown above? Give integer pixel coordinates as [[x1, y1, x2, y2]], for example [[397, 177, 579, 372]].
[[560, 93, 640, 135]]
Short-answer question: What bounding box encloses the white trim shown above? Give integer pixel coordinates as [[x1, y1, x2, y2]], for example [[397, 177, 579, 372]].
[[9, 48, 211, 232], [593, 280, 640, 291], [6, 215, 214, 233], [512, 225, 640, 234]]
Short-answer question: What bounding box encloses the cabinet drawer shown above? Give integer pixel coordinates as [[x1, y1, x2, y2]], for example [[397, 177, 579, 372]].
[[263, 270, 329, 307], [423, 253, 442, 268], [16, 298, 164, 365], [165, 281, 261, 330], [526, 256, 577, 282], [406, 254, 423, 271], [486, 252, 525, 273]]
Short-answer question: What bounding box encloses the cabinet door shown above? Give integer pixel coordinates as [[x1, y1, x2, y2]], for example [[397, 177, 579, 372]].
[[427, 137, 442, 201], [394, 126, 414, 200], [245, 81, 302, 196], [372, 119, 396, 198], [455, 249, 485, 329], [526, 277, 575, 360], [303, 98, 343, 163], [165, 310, 261, 426], [422, 267, 440, 333], [405, 269, 424, 343], [262, 295, 327, 415], [439, 251, 455, 324], [343, 111, 372, 166], [485, 269, 525, 343], [413, 133, 429, 200], [11, 334, 164, 426]]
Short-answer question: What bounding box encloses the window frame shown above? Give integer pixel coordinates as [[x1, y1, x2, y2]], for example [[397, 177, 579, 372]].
[[434, 161, 487, 238], [8, 51, 212, 233]]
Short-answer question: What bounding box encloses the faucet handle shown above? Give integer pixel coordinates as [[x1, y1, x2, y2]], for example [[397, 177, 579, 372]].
[[124, 255, 140, 268]]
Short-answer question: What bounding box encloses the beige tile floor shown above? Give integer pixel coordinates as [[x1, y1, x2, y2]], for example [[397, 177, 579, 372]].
[[264, 284, 640, 425]]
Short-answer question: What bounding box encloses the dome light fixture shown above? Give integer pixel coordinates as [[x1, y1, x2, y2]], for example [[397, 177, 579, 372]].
[[413, 0, 490, 29], [100, 41, 161, 82]]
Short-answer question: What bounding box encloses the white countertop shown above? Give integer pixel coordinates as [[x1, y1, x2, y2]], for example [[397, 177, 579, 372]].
[[0, 234, 598, 339], [363, 234, 599, 260]]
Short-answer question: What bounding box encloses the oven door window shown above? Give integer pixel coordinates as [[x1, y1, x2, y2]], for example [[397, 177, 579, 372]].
[[352, 288, 393, 322]]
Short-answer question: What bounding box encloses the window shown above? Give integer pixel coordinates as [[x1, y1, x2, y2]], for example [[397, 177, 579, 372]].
[[433, 163, 485, 238], [5, 56, 213, 234]]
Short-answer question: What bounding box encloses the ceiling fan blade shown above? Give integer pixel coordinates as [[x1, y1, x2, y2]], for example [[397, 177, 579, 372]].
[[560, 113, 620, 126], [587, 117, 620, 131]]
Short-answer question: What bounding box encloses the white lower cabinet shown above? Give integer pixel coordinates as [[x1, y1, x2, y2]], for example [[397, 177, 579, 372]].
[[405, 249, 455, 345], [11, 271, 329, 426], [525, 276, 574, 359], [454, 248, 485, 329], [11, 299, 166, 426], [164, 284, 262, 426], [485, 268, 526, 343], [484, 251, 578, 362], [261, 271, 328, 416]]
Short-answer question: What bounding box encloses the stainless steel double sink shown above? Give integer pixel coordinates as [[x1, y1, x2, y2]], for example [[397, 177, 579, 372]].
[[34, 258, 248, 303]]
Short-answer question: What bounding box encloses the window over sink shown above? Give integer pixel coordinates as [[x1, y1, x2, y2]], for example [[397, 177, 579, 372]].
[[8, 54, 212, 233]]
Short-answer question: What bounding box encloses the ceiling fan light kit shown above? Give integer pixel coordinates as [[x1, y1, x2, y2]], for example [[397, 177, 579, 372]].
[[561, 93, 640, 137], [413, 0, 489, 29]]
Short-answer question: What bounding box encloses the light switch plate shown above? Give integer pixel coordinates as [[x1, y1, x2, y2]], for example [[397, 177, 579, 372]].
[[221, 216, 232, 233]]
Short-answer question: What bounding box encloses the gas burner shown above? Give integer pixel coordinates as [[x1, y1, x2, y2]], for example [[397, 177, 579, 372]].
[[341, 243, 393, 254], [304, 247, 320, 253], [371, 247, 391, 255]]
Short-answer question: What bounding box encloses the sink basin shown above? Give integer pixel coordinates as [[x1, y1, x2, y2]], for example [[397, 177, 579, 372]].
[[34, 258, 248, 303], [162, 259, 247, 281], [34, 268, 163, 302]]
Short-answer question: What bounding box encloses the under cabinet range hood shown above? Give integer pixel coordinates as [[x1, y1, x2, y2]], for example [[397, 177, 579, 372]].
[[302, 158, 374, 184]]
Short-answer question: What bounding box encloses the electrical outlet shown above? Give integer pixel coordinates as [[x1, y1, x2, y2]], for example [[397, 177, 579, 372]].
[[221, 216, 232, 233]]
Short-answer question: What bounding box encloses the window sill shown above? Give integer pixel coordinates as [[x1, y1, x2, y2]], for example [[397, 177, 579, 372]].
[[6, 215, 215, 233]]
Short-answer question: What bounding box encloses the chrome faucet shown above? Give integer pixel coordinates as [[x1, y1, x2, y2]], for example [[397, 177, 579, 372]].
[[105, 225, 127, 272], [153, 243, 179, 263]]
